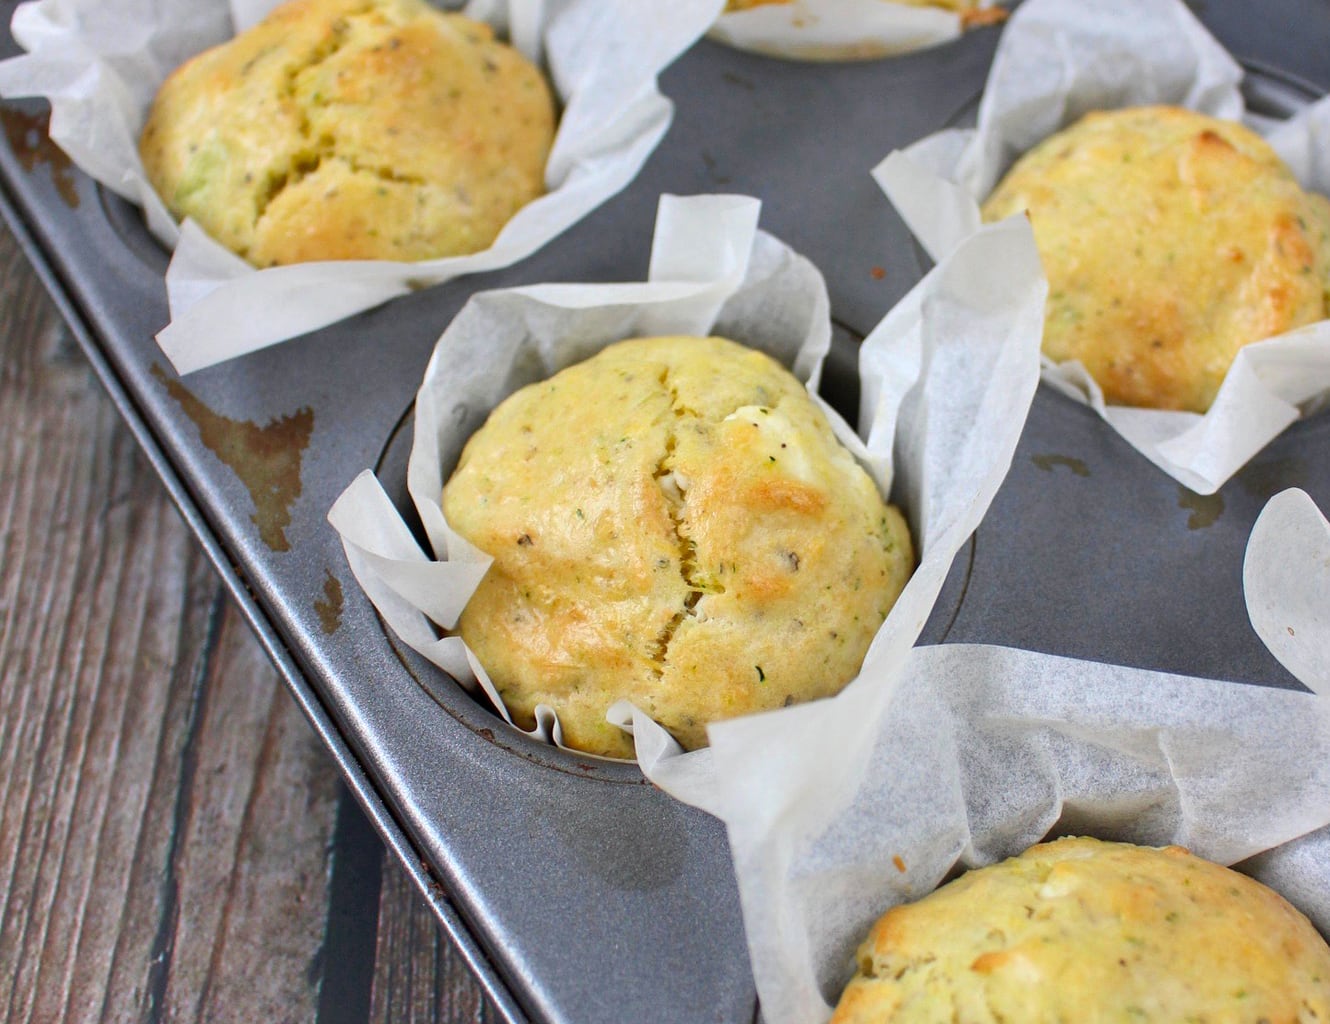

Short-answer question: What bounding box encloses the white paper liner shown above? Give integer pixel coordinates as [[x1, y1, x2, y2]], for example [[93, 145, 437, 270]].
[[1245, 488, 1330, 696], [708, 0, 991, 62], [327, 192, 1047, 776], [0, 0, 725, 372], [690, 485, 1330, 1024], [873, 0, 1330, 494], [713, 643, 1330, 1024]]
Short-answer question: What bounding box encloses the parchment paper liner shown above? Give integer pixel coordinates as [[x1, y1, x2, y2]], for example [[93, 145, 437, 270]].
[[875, 0, 1330, 495], [696, 487, 1330, 1024], [327, 191, 1047, 771], [0, 0, 725, 373], [1240, 491, 1330, 965], [1245, 488, 1330, 698], [708, 0, 998, 62]]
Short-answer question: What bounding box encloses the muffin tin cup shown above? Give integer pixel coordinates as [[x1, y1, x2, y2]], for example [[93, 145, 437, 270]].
[[0, 0, 725, 372], [875, 0, 1330, 495], [328, 193, 1048, 786], [6, 0, 1330, 1020]]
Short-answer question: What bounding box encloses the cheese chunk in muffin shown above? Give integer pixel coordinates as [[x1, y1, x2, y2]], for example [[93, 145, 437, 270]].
[[139, 0, 555, 266], [834, 837, 1330, 1023], [442, 336, 913, 759], [983, 106, 1330, 412]]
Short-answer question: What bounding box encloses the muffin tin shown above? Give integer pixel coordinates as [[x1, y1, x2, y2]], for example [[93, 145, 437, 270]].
[[3, 2, 1329, 1022]]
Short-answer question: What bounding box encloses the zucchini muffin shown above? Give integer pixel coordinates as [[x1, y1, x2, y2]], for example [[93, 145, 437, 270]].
[[982, 106, 1330, 412], [833, 837, 1330, 1023], [442, 336, 913, 759], [139, 0, 555, 266]]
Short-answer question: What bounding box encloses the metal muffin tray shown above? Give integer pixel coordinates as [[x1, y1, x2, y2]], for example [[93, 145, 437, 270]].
[[3, 3, 1329, 1021]]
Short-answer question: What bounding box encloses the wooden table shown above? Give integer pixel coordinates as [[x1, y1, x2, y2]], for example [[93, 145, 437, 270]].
[[0, 218, 498, 1022]]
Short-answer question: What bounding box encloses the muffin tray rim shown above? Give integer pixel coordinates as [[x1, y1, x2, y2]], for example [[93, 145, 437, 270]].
[[4, 4, 1330, 1022]]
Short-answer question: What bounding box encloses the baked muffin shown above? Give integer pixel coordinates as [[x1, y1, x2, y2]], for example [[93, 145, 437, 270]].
[[833, 836, 1330, 1022], [442, 336, 914, 759], [139, 0, 555, 266], [982, 106, 1330, 412]]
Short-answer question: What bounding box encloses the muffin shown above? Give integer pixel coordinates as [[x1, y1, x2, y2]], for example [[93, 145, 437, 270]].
[[441, 336, 914, 759], [833, 836, 1330, 1022], [982, 106, 1330, 412], [139, 0, 555, 267]]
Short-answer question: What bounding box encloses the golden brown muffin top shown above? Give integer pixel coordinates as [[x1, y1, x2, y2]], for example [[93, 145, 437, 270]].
[[139, 0, 554, 266], [982, 106, 1330, 412], [833, 836, 1330, 1023], [442, 336, 913, 759]]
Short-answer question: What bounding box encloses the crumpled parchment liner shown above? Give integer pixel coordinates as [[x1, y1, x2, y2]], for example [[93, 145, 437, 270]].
[[707, 0, 994, 62], [712, 653, 1330, 1024], [696, 486, 1330, 1024], [1236, 488, 1330, 951], [0, 0, 724, 372], [874, 0, 1330, 494], [327, 192, 1047, 775]]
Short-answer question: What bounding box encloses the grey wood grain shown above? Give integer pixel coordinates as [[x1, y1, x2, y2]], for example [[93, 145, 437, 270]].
[[0, 215, 334, 1022], [0, 213, 495, 1022], [370, 860, 498, 1024]]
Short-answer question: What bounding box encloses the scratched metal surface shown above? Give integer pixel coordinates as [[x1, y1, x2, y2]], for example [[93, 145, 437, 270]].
[[2, 3, 1329, 1022]]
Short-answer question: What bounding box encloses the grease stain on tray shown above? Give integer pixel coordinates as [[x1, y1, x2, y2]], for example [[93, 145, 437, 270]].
[[701, 151, 731, 186], [1238, 456, 1304, 503], [552, 795, 686, 892], [1032, 454, 1089, 477], [419, 861, 448, 902], [2, 107, 79, 208], [1177, 486, 1224, 530], [315, 570, 343, 634], [151, 364, 313, 551]]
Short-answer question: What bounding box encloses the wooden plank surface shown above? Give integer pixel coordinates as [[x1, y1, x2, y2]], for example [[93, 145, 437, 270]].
[[0, 215, 497, 1021], [369, 864, 496, 1024]]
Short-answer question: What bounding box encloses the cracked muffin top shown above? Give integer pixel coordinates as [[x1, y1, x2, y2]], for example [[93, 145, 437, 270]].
[[138, 0, 554, 266], [832, 836, 1330, 1024], [441, 336, 914, 759], [982, 106, 1330, 413]]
